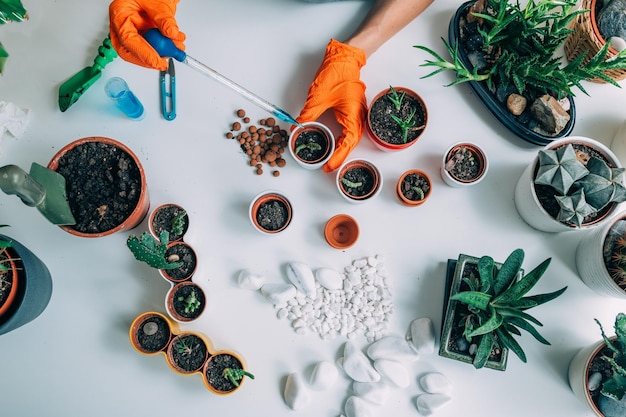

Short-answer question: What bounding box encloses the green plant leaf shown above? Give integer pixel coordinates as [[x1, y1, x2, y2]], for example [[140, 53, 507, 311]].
[[496, 327, 527, 363], [506, 316, 550, 345], [519, 286, 567, 309], [493, 257, 551, 303], [493, 249, 524, 295], [473, 332, 494, 369], [468, 307, 503, 338], [450, 291, 492, 311], [477, 255, 494, 294]]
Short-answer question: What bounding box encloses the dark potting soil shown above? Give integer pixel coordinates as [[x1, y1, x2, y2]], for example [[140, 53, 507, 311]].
[[588, 346, 616, 407], [368, 93, 426, 145], [172, 284, 205, 320], [256, 200, 289, 231], [205, 353, 244, 392], [152, 205, 188, 242], [445, 146, 481, 181], [294, 130, 328, 162], [56, 141, 142, 234], [135, 316, 170, 353], [340, 167, 376, 197], [164, 244, 197, 281], [400, 173, 430, 201], [170, 334, 208, 373]]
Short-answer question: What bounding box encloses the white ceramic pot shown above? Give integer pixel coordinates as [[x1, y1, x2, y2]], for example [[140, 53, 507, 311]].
[[288, 122, 335, 170], [514, 136, 624, 232], [336, 159, 383, 204], [568, 338, 610, 417], [440, 142, 489, 187]]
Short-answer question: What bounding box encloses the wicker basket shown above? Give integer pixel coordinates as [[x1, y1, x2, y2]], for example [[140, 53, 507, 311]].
[[564, 0, 626, 83]]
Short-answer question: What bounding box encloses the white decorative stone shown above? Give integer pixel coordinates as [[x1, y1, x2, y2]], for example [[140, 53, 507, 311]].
[[284, 372, 311, 410], [309, 360, 339, 390], [419, 372, 452, 394], [367, 336, 419, 362], [286, 262, 317, 298], [342, 341, 380, 383], [260, 283, 297, 305], [236, 269, 265, 290], [373, 359, 409, 388], [588, 371, 603, 392], [610, 36, 626, 52], [344, 395, 375, 417], [415, 393, 451, 416], [352, 381, 390, 405], [315, 267, 343, 290], [407, 317, 436, 354]]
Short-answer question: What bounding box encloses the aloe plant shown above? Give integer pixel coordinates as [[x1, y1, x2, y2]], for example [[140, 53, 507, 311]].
[[451, 248, 567, 368], [126, 231, 183, 270], [386, 86, 406, 111], [595, 313, 626, 402]]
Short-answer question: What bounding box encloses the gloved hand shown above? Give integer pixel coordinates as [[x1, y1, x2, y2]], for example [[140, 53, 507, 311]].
[[297, 39, 367, 173], [109, 0, 186, 70]]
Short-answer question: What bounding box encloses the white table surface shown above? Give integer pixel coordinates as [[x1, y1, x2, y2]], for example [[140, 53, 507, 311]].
[[1, 0, 625, 415]]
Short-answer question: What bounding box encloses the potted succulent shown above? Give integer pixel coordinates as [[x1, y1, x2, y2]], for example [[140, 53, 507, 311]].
[[249, 191, 293, 234], [203, 350, 254, 395], [166, 281, 206, 322], [441, 142, 488, 187], [166, 332, 210, 375], [336, 159, 383, 203], [514, 136, 626, 233], [569, 313, 626, 416], [47, 136, 150, 238], [159, 241, 197, 282], [324, 214, 359, 250], [129, 311, 173, 355], [148, 203, 189, 243], [576, 210, 626, 298], [396, 169, 432, 206], [415, 0, 626, 145], [440, 248, 567, 370], [366, 86, 427, 151], [0, 228, 52, 336], [288, 122, 335, 170]]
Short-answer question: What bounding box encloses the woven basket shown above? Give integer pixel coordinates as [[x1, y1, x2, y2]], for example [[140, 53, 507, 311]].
[[564, 0, 626, 83]]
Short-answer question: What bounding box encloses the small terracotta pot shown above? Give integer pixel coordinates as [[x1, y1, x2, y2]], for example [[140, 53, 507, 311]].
[[47, 136, 150, 238], [166, 332, 211, 375], [396, 169, 432, 206], [129, 311, 174, 355], [0, 251, 19, 318], [159, 241, 197, 283], [202, 350, 249, 395], [149, 203, 189, 243], [249, 191, 293, 234], [336, 159, 382, 203], [366, 86, 428, 151], [440, 142, 488, 187], [166, 281, 206, 323], [288, 122, 335, 170], [324, 214, 359, 249]]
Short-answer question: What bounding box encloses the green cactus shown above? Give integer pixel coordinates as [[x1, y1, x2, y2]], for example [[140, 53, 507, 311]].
[[575, 157, 626, 211], [534, 144, 588, 195], [126, 231, 183, 270], [451, 248, 567, 368], [596, 313, 626, 402], [0, 224, 15, 274], [178, 289, 201, 314], [170, 210, 187, 237], [223, 368, 255, 387], [608, 230, 626, 287], [555, 189, 595, 226]]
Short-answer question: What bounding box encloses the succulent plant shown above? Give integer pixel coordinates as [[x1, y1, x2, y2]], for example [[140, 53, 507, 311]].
[[170, 210, 187, 237], [595, 313, 626, 402], [126, 230, 183, 270], [608, 230, 626, 287], [223, 368, 255, 387], [452, 248, 567, 368], [178, 289, 201, 314], [0, 224, 16, 274], [534, 144, 588, 195]]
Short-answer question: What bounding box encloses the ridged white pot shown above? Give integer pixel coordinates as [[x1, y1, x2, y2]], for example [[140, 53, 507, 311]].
[[514, 136, 624, 233], [568, 339, 606, 417]]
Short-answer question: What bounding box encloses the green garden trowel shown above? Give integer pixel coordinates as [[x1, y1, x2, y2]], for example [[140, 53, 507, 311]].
[[58, 36, 118, 112], [0, 164, 75, 225]]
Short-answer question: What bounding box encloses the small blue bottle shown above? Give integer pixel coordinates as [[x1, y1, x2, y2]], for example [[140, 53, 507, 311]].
[[104, 77, 145, 120]]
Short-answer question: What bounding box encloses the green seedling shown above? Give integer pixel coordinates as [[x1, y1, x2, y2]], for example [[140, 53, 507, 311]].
[[170, 210, 187, 236], [295, 142, 322, 155], [178, 289, 201, 314], [386, 86, 406, 111], [411, 186, 425, 200], [223, 368, 255, 387], [340, 178, 363, 189], [174, 337, 193, 356], [126, 230, 183, 270], [390, 107, 418, 144]]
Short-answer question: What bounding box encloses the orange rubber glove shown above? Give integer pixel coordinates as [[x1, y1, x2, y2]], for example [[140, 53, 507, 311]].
[[109, 0, 186, 71], [297, 39, 367, 173]]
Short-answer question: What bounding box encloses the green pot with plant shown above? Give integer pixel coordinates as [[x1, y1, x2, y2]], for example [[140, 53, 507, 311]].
[[366, 86, 427, 151], [415, 0, 626, 145], [440, 248, 567, 370], [569, 313, 626, 416], [514, 136, 626, 232]]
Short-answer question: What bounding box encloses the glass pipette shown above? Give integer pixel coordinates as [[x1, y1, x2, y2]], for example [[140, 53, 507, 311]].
[[144, 29, 303, 127]]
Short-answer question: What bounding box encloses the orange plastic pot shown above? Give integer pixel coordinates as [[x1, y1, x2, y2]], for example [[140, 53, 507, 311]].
[[0, 253, 19, 318], [47, 136, 150, 238], [202, 350, 249, 395], [166, 332, 212, 375], [324, 214, 359, 249], [396, 169, 432, 206], [129, 311, 175, 355]]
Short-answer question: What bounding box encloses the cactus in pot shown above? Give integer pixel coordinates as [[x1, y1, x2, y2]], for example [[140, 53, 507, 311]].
[[596, 313, 626, 402]]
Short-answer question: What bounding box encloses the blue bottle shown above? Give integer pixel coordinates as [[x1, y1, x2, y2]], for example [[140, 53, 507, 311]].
[[104, 77, 145, 120]]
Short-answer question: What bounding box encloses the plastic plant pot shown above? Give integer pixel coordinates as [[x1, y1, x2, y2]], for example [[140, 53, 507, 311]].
[[288, 122, 335, 170], [397, 169, 432, 206], [166, 332, 211, 375], [129, 311, 174, 355], [440, 142, 488, 187], [336, 159, 382, 203], [249, 191, 293, 234], [203, 350, 250, 395], [324, 214, 359, 249]]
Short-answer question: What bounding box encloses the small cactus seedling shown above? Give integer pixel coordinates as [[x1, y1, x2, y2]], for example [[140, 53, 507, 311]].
[[126, 231, 183, 270], [609, 233, 626, 287], [340, 178, 363, 189], [170, 210, 187, 237], [535, 144, 588, 195], [223, 368, 255, 387], [295, 142, 322, 155], [595, 312, 626, 402], [178, 289, 201, 314]]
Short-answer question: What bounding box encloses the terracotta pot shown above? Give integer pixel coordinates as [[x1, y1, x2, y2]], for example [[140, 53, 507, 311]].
[[159, 241, 197, 283], [336, 159, 382, 203], [288, 122, 335, 170], [249, 191, 293, 234], [129, 311, 174, 355], [440, 143, 488, 187], [149, 203, 189, 243], [166, 332, 211, 375], [366, 86, 428, 151], [396, 169, 432, 206], [166, 281, 206, 323], [324, 214, 359, 249], [202, 350, 249, 395], [47, 136, 150, 238], [0, 248, 19, 319]]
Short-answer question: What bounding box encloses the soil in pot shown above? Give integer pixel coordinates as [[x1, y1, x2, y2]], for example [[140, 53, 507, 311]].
[[55, 141, 143, 234], [256, 199, 289, 231], [204, 353, 245, 393], [0, 249, 21, 321], [163, 243, 197, 281], [171, 283, 205, 321], [134, 314, 171, 353], [294, 129, 329, 162], [169, 334, 208, 373], [151, 205, 189, 242], [368, 90, 426, 145], [340, 167, 376, 198], [399, 172, 431, 202], [445, 145, 482, 181], [588, 344, 624, 415]]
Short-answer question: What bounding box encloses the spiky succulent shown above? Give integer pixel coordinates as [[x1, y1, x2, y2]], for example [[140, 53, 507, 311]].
[[126, 230, 183, 270], [596, 313, 626, 401], [452, 248, 567, 368], [535, 144, 588, 194], [223, 368, 255, 387]]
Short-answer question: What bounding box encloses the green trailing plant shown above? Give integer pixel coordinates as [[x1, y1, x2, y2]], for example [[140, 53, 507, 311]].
[[534, 144, 626, 226], [126, 230, 183, 270], [178, 289, 201, 314], [223, 368, 255, 387], [414, 0, 626, 99], [295, 142, 322, 155], [595, 312, 626, 402], [170, 210, 187, 237], [451, 248, 567, 369]]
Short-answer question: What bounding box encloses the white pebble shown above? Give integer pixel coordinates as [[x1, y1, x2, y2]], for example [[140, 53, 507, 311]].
[[236, 269, 265, 290], [344, 396, 375, 417], [415, 394, 451, 416], [342, 341, 381, 383], [276, 308, 288, 319], [610, 36, 626, 52], [373, 359, 410, 388], [309, 361, 339, 390], [588, 371, 603, 391], [315, 267, 343, 290], [367, 336, 420, 362], [407, 317, 436, 354], [352, 381, 390, 405], [420, 372, 452, 394], [260, 283, 297, 305], [284, 372, 310, 410], [353, 258, 367, 268], [286, 262, 317, 298]]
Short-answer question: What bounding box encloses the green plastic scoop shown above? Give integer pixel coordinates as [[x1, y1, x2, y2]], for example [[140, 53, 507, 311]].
[[58, 36, 118, 112], [0, 164, 76, 225]]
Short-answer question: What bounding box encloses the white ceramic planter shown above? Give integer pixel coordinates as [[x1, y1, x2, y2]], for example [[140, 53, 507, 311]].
[[336, 159, 383, 204], [440, 142, 489, 187], [249, 190, 293, 234], [568, 338, 611, 417], [514, 136, 624, 232], [288, 122, 334, 170]]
